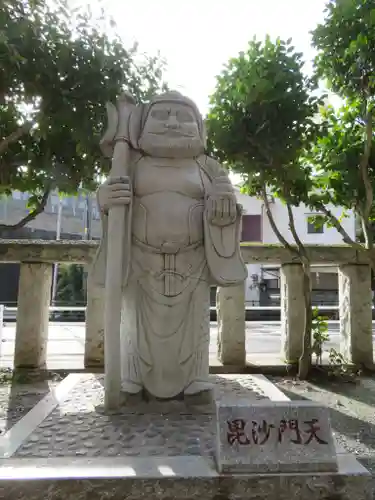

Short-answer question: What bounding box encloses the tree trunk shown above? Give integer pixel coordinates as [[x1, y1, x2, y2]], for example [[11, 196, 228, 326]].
[[298, 259, 312, 379], [283, 203, 312, 379]]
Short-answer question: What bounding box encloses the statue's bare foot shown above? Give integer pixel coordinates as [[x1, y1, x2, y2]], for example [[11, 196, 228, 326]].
[[184, 390, 213, 406], [121, 391, 144, 406], [184, 380, 213, 395], [121, 381, 144, 405], [184, 380, 214, 406]]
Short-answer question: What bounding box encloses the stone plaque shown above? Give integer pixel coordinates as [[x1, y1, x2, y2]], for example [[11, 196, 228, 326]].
[[216, 400, 338, 473]]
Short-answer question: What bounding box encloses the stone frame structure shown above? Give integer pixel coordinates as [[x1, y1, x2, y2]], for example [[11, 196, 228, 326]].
[[0, 240, 372, 371]]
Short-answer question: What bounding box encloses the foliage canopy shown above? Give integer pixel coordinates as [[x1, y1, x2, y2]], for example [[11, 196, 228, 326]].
[[313, 0, 375, 99], [0, 0, 165, 227], [311, 0, 375, 250], [207, 36, 323, 205]]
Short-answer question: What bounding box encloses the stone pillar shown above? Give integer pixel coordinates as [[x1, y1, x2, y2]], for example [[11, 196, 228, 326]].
[[216, 283, 246, 365], [14, 263, 53, 370], [339, 264, 373, 367], [0, 304, 4, 360], [85, 272, 105, 368], [280, 263, 305, 364]]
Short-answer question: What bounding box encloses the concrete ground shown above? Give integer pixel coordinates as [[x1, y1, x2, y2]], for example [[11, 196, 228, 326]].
[[1, 321, 375, 370]]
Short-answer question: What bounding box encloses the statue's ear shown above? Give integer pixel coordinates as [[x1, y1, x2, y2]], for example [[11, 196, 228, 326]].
[[128, 105, 144, 149]]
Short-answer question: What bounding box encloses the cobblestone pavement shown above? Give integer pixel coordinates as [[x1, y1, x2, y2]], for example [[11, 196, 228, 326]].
[[13, 374, 268, 458]]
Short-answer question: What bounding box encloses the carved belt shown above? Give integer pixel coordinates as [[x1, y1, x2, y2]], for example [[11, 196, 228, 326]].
[[132, 237, 203, 254], [132, 237, 203, 296]]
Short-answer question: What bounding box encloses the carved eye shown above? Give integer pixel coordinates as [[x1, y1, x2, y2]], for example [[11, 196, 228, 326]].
[[151, 109, 170, 121], [176, 110, 194, 123]]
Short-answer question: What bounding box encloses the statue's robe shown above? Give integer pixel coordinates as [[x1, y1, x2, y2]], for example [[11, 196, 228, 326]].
[[92, 152, 247, 398]]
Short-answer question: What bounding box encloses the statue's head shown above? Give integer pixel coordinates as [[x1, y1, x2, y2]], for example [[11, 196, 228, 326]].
[[129, 91, 206, 158]]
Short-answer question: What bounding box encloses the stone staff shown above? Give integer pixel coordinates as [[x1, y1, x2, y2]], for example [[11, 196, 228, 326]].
[[99, 91, 136, 409]]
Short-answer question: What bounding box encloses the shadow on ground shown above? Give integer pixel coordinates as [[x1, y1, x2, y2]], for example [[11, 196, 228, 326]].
[[275, 377, 375, 498], [279, 384, 375, 452], [0, 369, 64, 435]]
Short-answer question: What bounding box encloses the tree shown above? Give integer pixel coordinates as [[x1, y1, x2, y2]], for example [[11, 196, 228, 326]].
[[309, 0, 375, 261], [0, 0, 166, 230], [207, 36, 324, 378], [56, 264, 84, 305]]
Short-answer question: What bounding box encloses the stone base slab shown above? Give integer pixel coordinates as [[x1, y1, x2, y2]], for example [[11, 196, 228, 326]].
[[0, 454, 371, 500], [0, 374, 371, 499], [0, 374, 288, 460]]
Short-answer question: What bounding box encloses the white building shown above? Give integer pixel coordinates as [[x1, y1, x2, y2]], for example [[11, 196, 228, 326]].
[[235, 188, 357, 305]]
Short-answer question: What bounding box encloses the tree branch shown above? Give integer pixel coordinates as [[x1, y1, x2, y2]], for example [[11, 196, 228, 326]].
[[360, 213, 373, 250], [0, 188, 51, 231], [286, 203, 308, 259], [0, 123, 32, 156], [314, 202, 363, 250], [260, 183, 299, 256]]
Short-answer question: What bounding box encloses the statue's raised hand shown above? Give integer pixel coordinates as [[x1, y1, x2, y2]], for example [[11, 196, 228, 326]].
[[206, 176, 237, 227], [97, 176, 132, 215]]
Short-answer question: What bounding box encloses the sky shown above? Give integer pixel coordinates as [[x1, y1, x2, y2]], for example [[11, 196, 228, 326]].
[[102, 0, 332, 115]]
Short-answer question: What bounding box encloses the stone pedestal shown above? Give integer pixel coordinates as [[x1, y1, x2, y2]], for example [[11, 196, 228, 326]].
[[14, 263, 53, 370], [216, 284, 246, 366], [280, 263, 304, 364], [339, 264, 373, 367], [85, 273, 105, 368]]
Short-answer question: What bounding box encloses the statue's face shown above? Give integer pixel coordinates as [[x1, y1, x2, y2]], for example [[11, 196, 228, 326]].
[[138, 102, 204, 158]]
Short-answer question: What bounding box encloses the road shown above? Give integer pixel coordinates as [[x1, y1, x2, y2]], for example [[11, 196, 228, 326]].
[[1, 321, 375, 369]]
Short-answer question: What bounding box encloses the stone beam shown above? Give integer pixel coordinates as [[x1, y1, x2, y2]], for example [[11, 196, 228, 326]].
[[0, 240, 372, 265], [240, 244, 370, 265], [0, 240, 97, 264]]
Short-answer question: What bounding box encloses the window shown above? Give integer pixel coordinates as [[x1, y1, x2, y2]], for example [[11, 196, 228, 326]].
[[241, 214, 262, 242], [307, 215, 324, 234], [265, 278, 279, 290]]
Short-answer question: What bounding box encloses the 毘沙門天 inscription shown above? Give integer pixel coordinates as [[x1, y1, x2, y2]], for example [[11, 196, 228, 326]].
[[216, 401, 338, 474], [227, 418, 328, 446]]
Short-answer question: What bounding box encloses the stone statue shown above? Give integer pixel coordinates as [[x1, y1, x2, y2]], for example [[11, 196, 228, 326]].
[[92, 91, 247, 405]]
